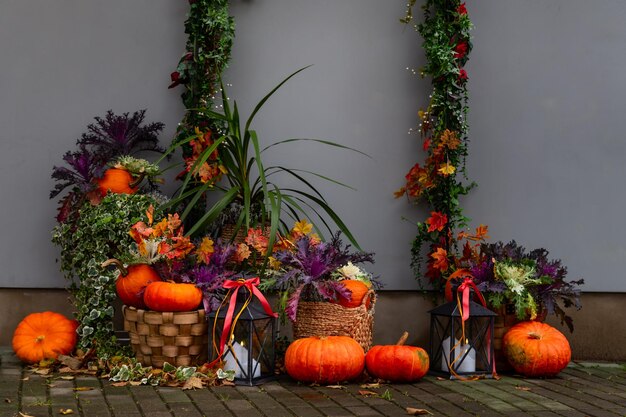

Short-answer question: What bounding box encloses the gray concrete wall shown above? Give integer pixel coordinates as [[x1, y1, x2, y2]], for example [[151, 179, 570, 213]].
[[0, 0, 624, 293]]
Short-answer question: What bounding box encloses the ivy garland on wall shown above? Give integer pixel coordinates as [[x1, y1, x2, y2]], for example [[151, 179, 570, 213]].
[[396, 0, 479, 291], [169, 0, 235, 147]]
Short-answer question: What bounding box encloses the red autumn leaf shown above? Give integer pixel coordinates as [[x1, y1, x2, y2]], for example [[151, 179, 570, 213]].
[[426, 212, 448, 233], [430, 247, 449, 272]]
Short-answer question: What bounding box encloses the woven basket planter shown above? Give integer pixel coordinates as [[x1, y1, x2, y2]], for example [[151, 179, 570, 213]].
[[123, 306, 208, 368], [293, 290, 375, 352]]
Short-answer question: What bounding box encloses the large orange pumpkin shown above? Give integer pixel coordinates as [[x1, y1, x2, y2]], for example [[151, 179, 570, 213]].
[[97, 168, 139, 196], [143, 281, 203, 312], [103, 259, 162, 309], [12, 312, 78, 363], [365, 332, 429, 382], [336, 280, 371, 309], [285, 336, 365, 383], [503, 321, 571, 377]]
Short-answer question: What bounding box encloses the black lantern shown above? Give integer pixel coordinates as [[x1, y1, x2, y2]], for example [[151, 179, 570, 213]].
[[209, 289, 277, 385], [429, 300, 496, 379]]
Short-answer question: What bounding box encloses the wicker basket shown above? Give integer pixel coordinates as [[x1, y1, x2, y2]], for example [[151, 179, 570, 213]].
[[123, 306, 208, 368], [293, 290, 375, 352]]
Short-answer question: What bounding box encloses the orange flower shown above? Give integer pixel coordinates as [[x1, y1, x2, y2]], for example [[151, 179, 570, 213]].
[[426, 211, 448, 233], [293, 219, 313, 235], [431, 247, 449, 272]]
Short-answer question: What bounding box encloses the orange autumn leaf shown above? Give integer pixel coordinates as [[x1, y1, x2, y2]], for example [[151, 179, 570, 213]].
[[426, 212, 448, 233], [468, 224, 489, 241], [130, 222, 153, 240], [152, 218, 168, 237], [235, 243, 251, 262], [431, 247, 449, 272], [439, 129, 461, 150], [394, 187, 407, 199], [166, 214, 182, 234], [293, 219, 313, 235], [197, 237, 215, 264], [245, 228, 268, 253], [438, 163, 456, 176], [146, 205, 154, 226]]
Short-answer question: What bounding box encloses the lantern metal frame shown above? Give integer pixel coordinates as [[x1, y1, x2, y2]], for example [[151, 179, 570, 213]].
[[209, 292, 277, 386], [428, 300, 496, 379]]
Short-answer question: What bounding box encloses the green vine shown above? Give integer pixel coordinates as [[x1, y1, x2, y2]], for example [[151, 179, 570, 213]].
[[170, 0, 235, 146], [52, 193, 164, 357], [396, 1, 475, 291]]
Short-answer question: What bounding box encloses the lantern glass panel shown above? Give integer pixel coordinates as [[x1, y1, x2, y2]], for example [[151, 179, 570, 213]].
[[429, 301, 495, 379]]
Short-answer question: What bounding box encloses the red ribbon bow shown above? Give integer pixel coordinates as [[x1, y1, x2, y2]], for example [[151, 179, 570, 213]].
[[216, 277, 277, 358]]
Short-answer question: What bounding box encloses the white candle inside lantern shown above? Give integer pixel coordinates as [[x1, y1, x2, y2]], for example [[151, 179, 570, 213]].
[[441, 337, 476, 373], [223, 341, 261, 379]]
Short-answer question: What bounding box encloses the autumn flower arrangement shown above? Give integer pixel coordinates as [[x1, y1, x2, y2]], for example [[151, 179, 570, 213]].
[[440, 227, 584, 332], [259, 220, 377, 322], [396, 1, 475, 292]]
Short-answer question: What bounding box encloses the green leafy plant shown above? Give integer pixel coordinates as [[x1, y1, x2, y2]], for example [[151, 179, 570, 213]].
[[396, 0, 476, 292], [163, 67, 366, 254], [52, 193, 165, 356]]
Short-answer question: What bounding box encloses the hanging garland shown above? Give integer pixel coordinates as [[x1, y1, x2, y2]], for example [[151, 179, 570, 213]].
[[170, 0, 235, 147], [396, 1, 478, 291]]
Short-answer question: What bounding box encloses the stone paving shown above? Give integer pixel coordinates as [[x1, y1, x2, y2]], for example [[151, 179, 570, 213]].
[[1, 348, 625, 417]]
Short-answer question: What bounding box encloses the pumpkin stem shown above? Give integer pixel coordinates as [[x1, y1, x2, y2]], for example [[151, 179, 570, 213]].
[[528, 332, 542, 340], [396, 331, 409, 346], [101, 259, 129, 277], [129, 172, 146, 189], [35, 335, 45, 343]]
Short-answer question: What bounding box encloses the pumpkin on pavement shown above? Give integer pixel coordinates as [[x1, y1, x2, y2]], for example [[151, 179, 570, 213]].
[[503, 321, 571, 377], [143, 281, 203, 312], [285, 336, 365, 383], [12, 312, 78, 363], [102, 259, 161, 309], [365, 331, 429, 382]]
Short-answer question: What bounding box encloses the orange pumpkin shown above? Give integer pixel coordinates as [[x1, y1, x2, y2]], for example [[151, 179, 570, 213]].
[[365, 332, 429, 382], [285, 336, 365, 383], [336, 279, 371, 309], [12, 312, 78, 363], [503, 321, 571, 377], [143, 281, 203, 312], [103, 259, 162, 309], [97, 168, 139, 196]]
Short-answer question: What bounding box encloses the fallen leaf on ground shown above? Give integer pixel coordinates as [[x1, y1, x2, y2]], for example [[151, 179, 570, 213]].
[[360, 383, 381, 389], [4, 398, 11, 403], [221, 380, 235, 387], [435, 376, 447, 381], [47, 383, 57, 388], [326, 385, 345, 389], [358, 390, 378, 397], [21, 377, 29, 381], [59, 408, 74, 415], [129, 381, 142, 386], [60, 376, 75, 380], [110, 382, 128, 387], [406, 407, 431, 415], [493, 374, 502, 381], [182, 376, 204, 390], [58, 355, 82, 371], [35, 368, 51, 375], [19, 412, 35, 417], [73, 387, 94, 391], [515, 386, 531, 391]]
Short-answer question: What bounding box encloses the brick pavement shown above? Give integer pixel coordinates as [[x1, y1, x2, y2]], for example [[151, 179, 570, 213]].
[[1, 348, 625, 417]]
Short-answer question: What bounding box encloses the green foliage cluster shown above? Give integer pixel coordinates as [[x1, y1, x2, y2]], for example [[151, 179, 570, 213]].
[[171, 0, 235, 145], [52, 193, 162, 356]]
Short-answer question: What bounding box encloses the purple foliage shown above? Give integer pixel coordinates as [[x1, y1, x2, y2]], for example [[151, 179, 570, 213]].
[[78, 110, 165, 161]]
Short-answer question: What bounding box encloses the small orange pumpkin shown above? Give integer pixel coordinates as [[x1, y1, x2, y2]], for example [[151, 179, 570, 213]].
[[285, 336, 365, 383], [503, 321, 571, 377], [336, 279, 371, 309], [12, 312, 78, 363], [97, 168, 139, 196], [103, 259, 162, 309], [365, 332, 429, 382], [143, 281, 203, 312]]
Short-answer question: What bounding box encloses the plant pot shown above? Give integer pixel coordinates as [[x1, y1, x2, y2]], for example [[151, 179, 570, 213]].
[[123, 306, 208, 368], [292, 290, 376, 352]]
